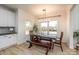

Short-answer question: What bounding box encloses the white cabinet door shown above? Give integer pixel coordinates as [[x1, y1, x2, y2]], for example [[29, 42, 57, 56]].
[[0, 8, 3, 26], [0, 34, 17, 49], [7, 11, 15, 27], [6, 34, 17, 44], [3, 9, 8, 26], [0, 36, 9, 49], [0, 7, 15, 27], [3, 34, 17, 47], [0, 36, 6, 48], [0, 8, 8, 26]]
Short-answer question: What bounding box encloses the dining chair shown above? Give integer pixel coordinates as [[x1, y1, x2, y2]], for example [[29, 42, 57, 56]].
[[52, 32, 63, 52]]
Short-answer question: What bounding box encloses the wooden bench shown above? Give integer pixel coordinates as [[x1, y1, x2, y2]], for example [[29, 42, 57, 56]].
[[27, 34, 52, 55]]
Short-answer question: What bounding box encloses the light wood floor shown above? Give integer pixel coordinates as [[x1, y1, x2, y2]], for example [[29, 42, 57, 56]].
[[0, 43, 79, 55]]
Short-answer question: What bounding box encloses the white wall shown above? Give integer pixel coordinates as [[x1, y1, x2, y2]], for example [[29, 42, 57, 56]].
[[59, 12, 68, 42], [16, 8, 36, 44], [64, 5, 76, 49], [70, 5, 79, 48], [71, 5, 79, 32], [67, 10, 74, 49], [66, 5, 79, 49]]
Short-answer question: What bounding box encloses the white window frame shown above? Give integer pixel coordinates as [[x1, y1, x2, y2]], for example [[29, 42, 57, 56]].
[[39, 19, 58, 35]]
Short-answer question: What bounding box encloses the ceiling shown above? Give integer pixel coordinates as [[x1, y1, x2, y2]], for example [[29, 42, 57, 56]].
[[5, 4, 73, 18]]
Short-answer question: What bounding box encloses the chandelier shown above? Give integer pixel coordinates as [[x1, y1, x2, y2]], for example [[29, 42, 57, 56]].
[[42, 9, 47, 19], [40, 8, 61, 20]]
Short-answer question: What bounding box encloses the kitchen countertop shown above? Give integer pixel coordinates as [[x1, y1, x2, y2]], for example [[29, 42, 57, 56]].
[[0, 32, 17, 36]]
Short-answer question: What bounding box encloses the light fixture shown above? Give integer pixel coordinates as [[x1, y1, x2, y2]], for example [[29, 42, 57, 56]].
[[39, 8, 61, 19], [42, 9, 47, 19]]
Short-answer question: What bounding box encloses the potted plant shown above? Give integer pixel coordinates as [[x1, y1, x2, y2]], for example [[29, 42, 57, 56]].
[[32, 24, 38, 34], [73, 31, 79, 44]]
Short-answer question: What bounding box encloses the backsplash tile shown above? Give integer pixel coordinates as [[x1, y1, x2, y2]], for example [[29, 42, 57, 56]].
[[0, 27, 15, 34]]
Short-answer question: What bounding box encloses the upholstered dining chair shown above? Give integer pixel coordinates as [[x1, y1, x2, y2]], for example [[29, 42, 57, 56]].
[[52, 32, 63, 52]]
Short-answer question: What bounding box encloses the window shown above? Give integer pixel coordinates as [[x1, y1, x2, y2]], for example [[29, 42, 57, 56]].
[[40, 22, 48, 27], [26, 21, 31, 27], [40, 22, 48, 31], [39, 20, 58, 35], [25, 21, 32, 35], [49, 21, 57, 29], [26, 21, 32, 30], [49, 20, 58, 35]]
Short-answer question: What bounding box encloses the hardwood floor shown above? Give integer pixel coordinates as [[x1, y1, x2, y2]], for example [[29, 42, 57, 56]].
[[0, 43, 79, 55]]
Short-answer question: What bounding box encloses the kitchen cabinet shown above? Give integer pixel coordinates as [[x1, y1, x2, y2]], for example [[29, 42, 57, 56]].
[[0, 34, 17, 49], [0, 8, 7, 26], [7, 10, 15, 27], [0, 7, 15, 27]]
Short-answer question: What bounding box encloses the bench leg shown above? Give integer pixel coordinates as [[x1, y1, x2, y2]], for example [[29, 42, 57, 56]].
[[45, 47, 49, 55], [52, 42, 54, 49], [28, 43, 32, 48], [76, 46, 78, 51]]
